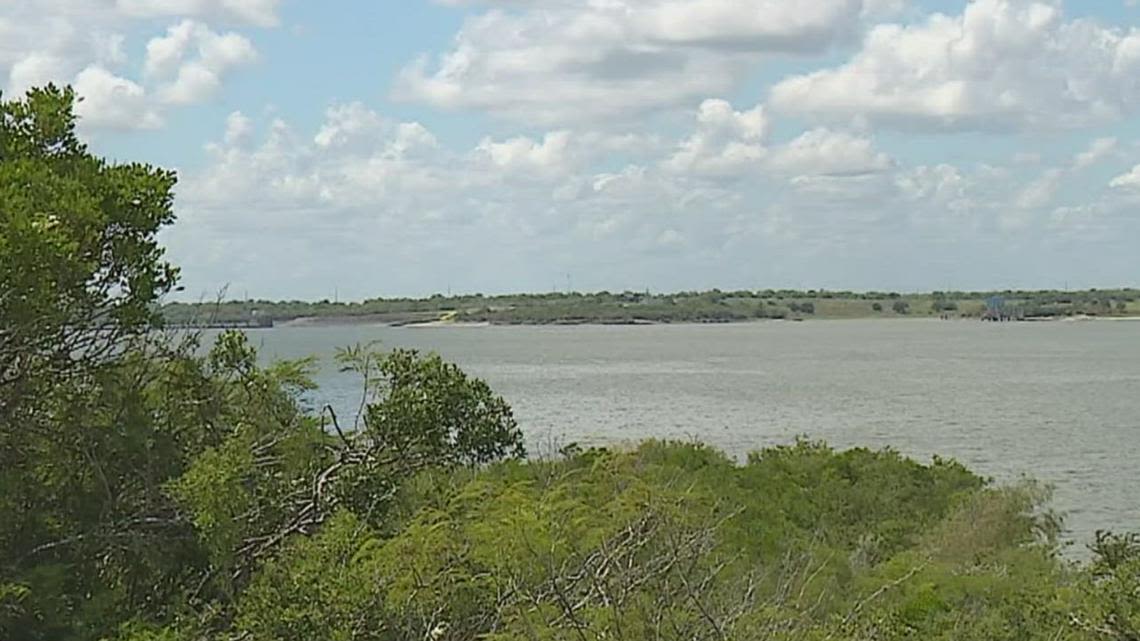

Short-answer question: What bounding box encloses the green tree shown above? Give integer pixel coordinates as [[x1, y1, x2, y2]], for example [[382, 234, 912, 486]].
[[1070, 532, 1140, 639], [0, 85, 185, 639], [0, 87, 526, 641], [1, 85, 178, 421]]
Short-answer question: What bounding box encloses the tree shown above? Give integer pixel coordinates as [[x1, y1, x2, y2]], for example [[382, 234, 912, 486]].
[[1, 85, 178, 421], [872, 302, 883, 312], [1070, 532, 1140, 640], [1, 87, 526, 640], [1, 86, 186, 639], [892, 300, 911, 315]]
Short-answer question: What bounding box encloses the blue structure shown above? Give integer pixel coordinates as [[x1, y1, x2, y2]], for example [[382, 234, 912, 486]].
[[982, 296, 1014, 321]]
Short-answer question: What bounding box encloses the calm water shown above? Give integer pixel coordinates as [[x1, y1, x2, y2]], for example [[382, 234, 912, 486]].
[[237, 319, 1140, 549]]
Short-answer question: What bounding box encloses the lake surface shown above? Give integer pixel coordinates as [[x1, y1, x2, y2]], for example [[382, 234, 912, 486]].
[[237, 319, 1140, 550]]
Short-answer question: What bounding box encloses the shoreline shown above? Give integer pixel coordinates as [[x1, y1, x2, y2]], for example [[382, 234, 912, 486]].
[[253, 314, 1140, 329]]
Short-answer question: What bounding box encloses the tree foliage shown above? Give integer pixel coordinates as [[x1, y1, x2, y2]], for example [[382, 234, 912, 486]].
[[0, 88, 524, 640], [1, 85, 178, 420]]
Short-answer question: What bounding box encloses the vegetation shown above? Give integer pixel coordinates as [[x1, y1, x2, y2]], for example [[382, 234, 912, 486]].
[[164, 287, 1140, 327], [4, 86, 1140, 640]]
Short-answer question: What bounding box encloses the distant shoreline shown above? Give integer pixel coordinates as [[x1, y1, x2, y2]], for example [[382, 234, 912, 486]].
[[163, 288, 1140, 329], [215, 314, 1140, 330]]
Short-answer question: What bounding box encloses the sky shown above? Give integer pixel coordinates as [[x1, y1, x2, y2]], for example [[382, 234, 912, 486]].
[[3, 0, 1140, 300]]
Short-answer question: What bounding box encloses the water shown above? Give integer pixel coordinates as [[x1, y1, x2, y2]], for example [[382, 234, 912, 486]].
[[236, 319, 1140, 549]]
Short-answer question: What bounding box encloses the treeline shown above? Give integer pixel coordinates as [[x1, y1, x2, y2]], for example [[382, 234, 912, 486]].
[[5, 86, 1140, 640], [163, 287, 1140, 326]]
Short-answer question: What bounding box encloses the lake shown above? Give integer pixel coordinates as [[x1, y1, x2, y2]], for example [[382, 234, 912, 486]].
[[236, 319, 1140, 550]]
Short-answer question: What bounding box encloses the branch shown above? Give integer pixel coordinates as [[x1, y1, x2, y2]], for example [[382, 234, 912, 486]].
[[825, 557, 931, 640], [324, 404, 351, 447]]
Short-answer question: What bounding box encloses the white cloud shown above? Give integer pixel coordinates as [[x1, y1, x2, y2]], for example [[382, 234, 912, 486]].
[[1073, 137, 1118, 170], [1013, 168, 1063, 212], [222, 110, 252, 146], [768, 128, 893, 177], [665, 99, 768, 175], [313, 102, 387, 149], [144, 20, 196, 78], [1109, 164, 1140, 189], [73, 65, 163, 130], [171, 106, 756, 296], [391, 123, 440, 157], [396, 0, 877, 125], [191, 104, 454, 219], [7, 53, 70, 96], [160, 97, 1133, 299], [145, 21, 257, 105], [475, 131, 575, 175], [309, 102, 440, 164], [636, 0, 862, 51], [2, 4, 117, 94], [115, 0, 280, 27], [770, 0, 1140, 131], [2, 3, 266, 130], [664, 99, 891, 179]]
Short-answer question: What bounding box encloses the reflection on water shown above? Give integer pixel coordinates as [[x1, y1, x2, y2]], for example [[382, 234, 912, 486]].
[[226, 319, 1140, 550]]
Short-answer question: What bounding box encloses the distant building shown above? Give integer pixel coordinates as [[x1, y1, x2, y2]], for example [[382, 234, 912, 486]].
[[982, 296, 1021, 321]]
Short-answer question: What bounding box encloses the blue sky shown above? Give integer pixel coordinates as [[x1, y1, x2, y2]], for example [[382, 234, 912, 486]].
[[3, 0, 1140, 299]]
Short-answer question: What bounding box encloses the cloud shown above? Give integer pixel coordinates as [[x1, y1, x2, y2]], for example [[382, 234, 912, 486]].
[[6, 53, 70, 96], [2, 3, 266, 130], [172, 105, 740, 297], [635, 0, 862, 51], [1013, 168, 1063, 213], [664, 99, 769, 175], [115, 0, 281, 27], [1072, 137, 1118, 170], [144, 20, 257, 105], [73, 65, 163, 130], [159, 96, 1134, 300], [768, 128, 893, 177], [475, 131, 575, 175], [395, 0, 876, 125], [222, 110, 253, 145], [664, 98, 891, 178], [770, 0, 1140, 131], [1109, 165, 1140, 189]]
